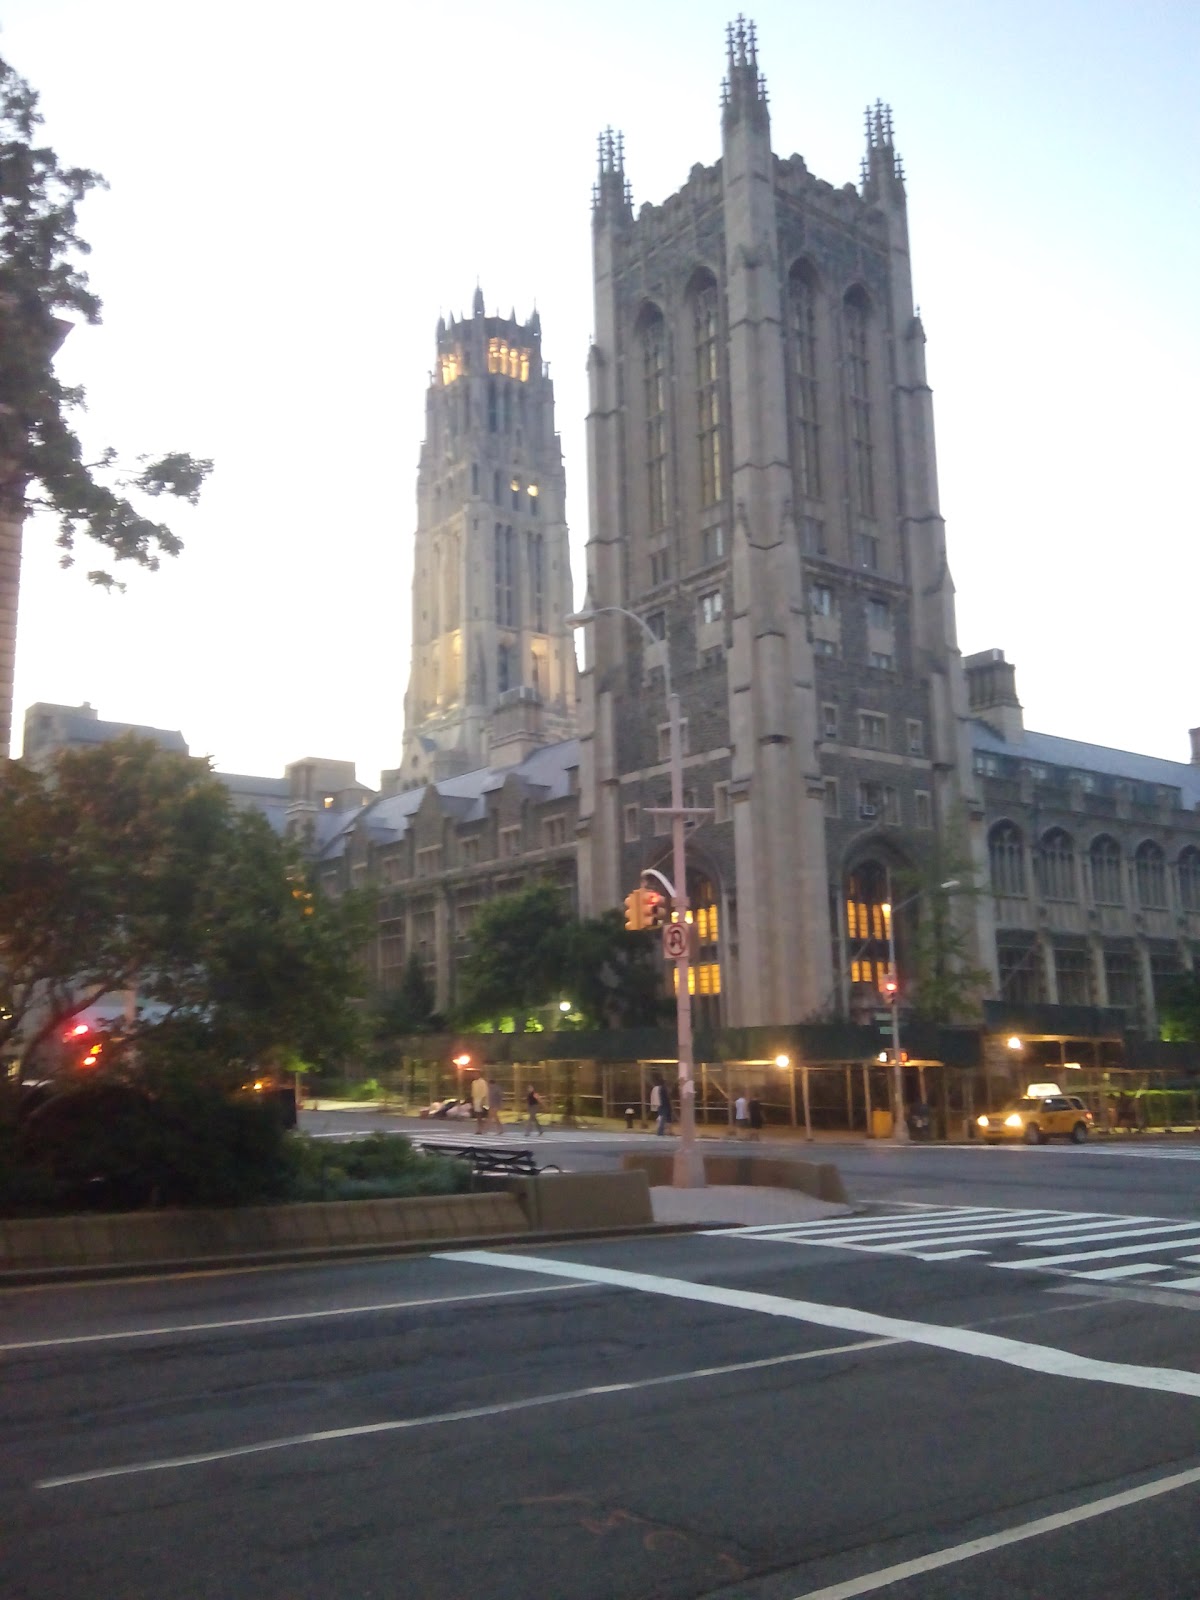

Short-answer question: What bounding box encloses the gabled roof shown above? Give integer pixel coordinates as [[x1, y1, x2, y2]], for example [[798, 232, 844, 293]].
[[315, 738, 580, 861]]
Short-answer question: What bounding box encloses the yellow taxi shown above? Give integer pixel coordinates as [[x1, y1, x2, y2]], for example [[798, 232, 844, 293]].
[[976, 1083, 1094, 1146]]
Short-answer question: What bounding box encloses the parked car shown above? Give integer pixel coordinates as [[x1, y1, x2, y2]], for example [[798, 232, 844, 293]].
[[419, 1097, 473, 1119], [977, 1092, 1093, 1145]]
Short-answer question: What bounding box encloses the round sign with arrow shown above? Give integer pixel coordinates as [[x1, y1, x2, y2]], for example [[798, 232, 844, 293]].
[[662, 922, 689, 959]]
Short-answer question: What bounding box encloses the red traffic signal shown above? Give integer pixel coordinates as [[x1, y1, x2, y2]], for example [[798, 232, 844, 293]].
[[643, 889, 669, 928]]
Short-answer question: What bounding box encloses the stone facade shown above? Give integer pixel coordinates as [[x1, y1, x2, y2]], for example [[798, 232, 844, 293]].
[[394, 296, 577, 790], [578, 20, 975, 1030], [969, 651, 1200, 1037]]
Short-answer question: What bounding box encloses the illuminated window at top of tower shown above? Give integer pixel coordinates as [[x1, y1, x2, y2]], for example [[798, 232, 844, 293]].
[[440, 347, 465, 385], [487, 338, 531, 381]]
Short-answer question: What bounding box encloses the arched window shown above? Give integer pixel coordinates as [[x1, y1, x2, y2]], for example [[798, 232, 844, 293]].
[[678, 870, 723, 1030], [844, 859, 895, 993], [692, 279, 723, 506], [1135, 841, 1167, 909], [1036, 828, 1076, 902], [493, 523, 516, 627], [1089, 835, 1123, 905], [1178, 847, 1200, 913], [989, 823, 1026, 898], [787, 264, 821, 500], [641, 309, 669, 530], [843, 287, 874, 518]]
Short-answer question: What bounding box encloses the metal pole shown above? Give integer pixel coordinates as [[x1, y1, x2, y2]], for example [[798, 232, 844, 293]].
[[888, 905, 909, 1142], [801, 1065, 813, 1142], [669, 688, 704, 1187]]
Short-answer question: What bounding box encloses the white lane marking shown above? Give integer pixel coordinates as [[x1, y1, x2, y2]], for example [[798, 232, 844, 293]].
[[440, 1249, 1200, 1400], [1015, 1219, 1200, 1248], [35, 1337, 894, 1489], [997, 1234, 1200, 1270], [746, 1207, 1035, 1237], [1159, 1275, 1200, 1291], [770, 1211, 1074, 1244], [1070, 1264, 1173, 1281], [788, 1461, 1200, 1600], [0, 1282, 594, 1353]]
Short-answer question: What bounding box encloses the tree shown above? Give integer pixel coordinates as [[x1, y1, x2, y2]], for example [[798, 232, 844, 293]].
[[0, 56, 211, 587], [0, 737, 368, 1079], [895, 825, 992, 1025], [564, 911, 672, 1029], [454, 882, 571, 1028]]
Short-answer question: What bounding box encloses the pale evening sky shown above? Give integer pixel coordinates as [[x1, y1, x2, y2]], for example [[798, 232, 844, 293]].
[[3, 0, 1197, 788]]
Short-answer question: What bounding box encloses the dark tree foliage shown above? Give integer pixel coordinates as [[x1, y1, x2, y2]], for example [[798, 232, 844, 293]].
[[1159, 973, 1200, 1043], [0, 56, 211, 586]]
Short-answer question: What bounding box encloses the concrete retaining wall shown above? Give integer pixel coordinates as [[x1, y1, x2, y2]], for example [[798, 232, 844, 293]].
[[501, 1170, 653, 1232], [0, 1191, 528, 1273], [622, 1152, 848, 1204]]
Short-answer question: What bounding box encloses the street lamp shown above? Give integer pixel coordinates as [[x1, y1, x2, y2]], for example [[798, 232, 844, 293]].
[[567, 601, 705, 1188], [879, 878, 959, 1144]]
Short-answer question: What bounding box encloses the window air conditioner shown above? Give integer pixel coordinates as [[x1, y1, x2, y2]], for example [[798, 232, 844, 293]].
[[859, 804, 877, 819]]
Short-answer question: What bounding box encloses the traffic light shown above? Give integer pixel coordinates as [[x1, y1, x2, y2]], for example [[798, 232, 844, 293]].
[[624, 890, 645, 931], [643, 889, 669, 928], [883, 977, 899, 1003]]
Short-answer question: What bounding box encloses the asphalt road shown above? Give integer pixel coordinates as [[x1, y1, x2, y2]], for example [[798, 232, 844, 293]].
[[4, 1144, 1200, 1599]]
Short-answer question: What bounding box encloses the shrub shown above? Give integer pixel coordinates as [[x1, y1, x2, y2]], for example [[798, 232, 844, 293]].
[[282, 1132, 470, 1200]]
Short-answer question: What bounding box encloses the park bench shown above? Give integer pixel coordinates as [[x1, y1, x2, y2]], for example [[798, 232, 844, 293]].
[[417, 1142, 560, 1177]]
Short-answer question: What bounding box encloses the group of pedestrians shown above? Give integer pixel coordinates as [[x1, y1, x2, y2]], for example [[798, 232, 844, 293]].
[[470, 1074, 545, 1136]]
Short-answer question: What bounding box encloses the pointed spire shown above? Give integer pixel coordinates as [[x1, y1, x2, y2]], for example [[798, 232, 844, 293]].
[[860, 99, 904, 199], [593, 124, 632, 221], [722, 14, 769, 130], [473, 283, 485, 317]]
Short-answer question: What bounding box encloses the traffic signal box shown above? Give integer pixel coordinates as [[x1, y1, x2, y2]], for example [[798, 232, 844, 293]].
[[624, 887, 670, 930]]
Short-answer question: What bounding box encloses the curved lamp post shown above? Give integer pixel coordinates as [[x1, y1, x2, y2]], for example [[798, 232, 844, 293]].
[[567, 602, 705, 1188]]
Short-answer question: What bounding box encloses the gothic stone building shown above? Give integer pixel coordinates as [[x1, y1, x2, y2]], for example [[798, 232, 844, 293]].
[[315, 19, 1199, 1043], [577, 20, 975, 1031], [396, 295, 576, 789]]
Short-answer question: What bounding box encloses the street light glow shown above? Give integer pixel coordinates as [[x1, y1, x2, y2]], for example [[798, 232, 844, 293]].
[[559, 1000, 572, 1013], [774, 1054, 790, 1068], [1007, 1036, 1023, 1051]]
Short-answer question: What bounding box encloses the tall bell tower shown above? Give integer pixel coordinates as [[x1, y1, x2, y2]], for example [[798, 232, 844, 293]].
[[395, 294, 576, 788]]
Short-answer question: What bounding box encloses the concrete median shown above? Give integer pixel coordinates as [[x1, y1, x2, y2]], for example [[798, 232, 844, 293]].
[[621, 1150, 848, 1204]]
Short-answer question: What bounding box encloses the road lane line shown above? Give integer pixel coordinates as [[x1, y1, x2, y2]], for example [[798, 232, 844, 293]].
[[1012, 1219, 1200, 1247], [34, 1337, 894, 1489], [439, 1249, 1200, 1399], [745, 1212, 1073, 1244], [0, 1282, 596, 1353], [788, 1462, 1200, 1599], [996, 1234, 1200, 1269]]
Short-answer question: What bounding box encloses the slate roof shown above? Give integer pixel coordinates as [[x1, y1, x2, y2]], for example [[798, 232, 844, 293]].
[[971, 721, 1200, 808], [316, 739, 580, 861]]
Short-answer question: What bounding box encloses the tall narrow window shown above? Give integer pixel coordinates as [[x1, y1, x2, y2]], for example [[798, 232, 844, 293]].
[[1135, 841, 1167, 909], [989, 823, 1026, 897], [844, 288, 874, 518], [788, 265, 821, 500], [494, 523, 516, 627], [497, 641, 513, 695], [1089, 835, 1124, 905], [642, 311, 668, 530], [529, 532, 545, 632], [487, 379, 498, 433], [694, 282, 722, 506], [1036, 828, 1077, 902], [1178, 847, 1200, 913]]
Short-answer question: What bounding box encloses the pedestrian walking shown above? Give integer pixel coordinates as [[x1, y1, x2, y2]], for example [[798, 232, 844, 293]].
[[470, 1072, 488, 1134], [748, 1095, 763, 1141], [487, 1075, 504, 1134], [652, 1075, 673, 1136], [734, 1093, 750, 1138], [525, 1085, 544, 1136]]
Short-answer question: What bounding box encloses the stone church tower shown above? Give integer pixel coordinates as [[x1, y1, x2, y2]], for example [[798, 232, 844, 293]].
[[578, 18, 977, 1028], [396, 295, 576, 789]]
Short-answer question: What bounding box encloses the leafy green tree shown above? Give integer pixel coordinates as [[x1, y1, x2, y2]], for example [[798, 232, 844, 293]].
[[454, 882, 571, 1029], [0, 737, 367, 1079], [0, 56, 211, 587], [564, 910, 671, 1029]]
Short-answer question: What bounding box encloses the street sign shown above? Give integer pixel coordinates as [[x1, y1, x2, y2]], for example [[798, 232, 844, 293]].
[[662, 922, 688, 959]]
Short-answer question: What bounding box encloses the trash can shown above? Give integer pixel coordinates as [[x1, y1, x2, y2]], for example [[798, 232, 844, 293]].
[[870, 1107, 893, 1139], [906, 1103, 933, 1141]]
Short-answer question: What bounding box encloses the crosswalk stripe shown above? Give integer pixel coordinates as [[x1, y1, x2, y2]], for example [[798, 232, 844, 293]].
[[754, 1210, 1071, 1244], [995, 1234, 1200, 1270], [1012, 1219, 1196, 1248], [1160, 1274, 1200, 1290], [735, 1207, 1018, 1239], [869, 1217, 1121, 1250], [1071, 1263, 1172, 1281]]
